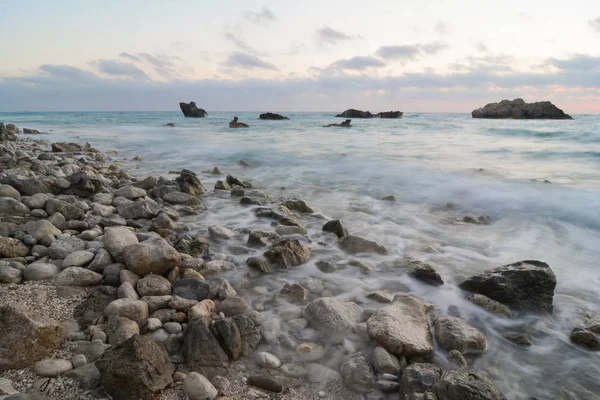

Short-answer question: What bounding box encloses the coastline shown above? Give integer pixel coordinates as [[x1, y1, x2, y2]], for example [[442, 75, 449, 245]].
[[0, 123, 597, 400]]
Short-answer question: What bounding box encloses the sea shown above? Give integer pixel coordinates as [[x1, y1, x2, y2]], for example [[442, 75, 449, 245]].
[[1, 111, 599, 399]]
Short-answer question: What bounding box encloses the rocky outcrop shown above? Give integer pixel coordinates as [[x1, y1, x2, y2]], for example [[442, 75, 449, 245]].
[[471, 98, 572, 119], [179, 102, 207, 118], [367, 295, 434, 356], [0, 305, 66, 372], [336, 109, 373, 118], [229, 117, 249, 128], [459, 260, 556, 313], [96, 335, 174, 400], [259, 113, 290, 120], [324, 119, 352, 127], [376, 111, 403, 118]]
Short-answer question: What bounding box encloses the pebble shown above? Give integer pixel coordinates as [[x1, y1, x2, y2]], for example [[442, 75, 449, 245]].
[[254, 352, 281, 369], [163, 321, 183, 334], [247, 375, 283, 393]]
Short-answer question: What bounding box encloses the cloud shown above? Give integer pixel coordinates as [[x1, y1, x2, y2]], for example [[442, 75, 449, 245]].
[[94, 59, 149, 80], [119, 52, 142, 62], [547, 54, 600, 72], [37, 64, 98, 84], [224, 52, 278, 70], [435, 22, 449, 35], [589, 17, 600, 32], [375, 42, 447, 61], [329, 56, 386, 71], [245, 7, 275, 24], [224, 31, 253, 51], [137, 53, 177, 79], [315, 26, 353, 45], [475, 41, 488, 52]]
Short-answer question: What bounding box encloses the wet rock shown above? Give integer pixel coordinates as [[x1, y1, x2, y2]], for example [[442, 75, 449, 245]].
[[280, 283, 309, 303], [212, 318, 242, 360], [247, 230, 281, 247], [53, 267, 103, 286], [240, 196, 261, 205], [231, 186, 245, 196], [254, 207, 300, 226], [0, 305, 66, 372], [104, 299, 148, 326], [133, 176, 157, 190], [338, 235, 387, 255], [472, 98, 572, 120], [52, 142, 82, 152], [264, 239, 311, 268], [218, 296, 249, 316], [322, 220, 349, 238], [188, 299, 215, 319], [340, 352, 374, 393], [505, 334, 532, 346], [0, 237, 29, 258], [183, 318, 229, 379], [282, 198, 314, 213], [459, 260, 556, 312], [124, 237, 180, 277], [367, 295, 434, 356], [433, 315, 487, 352], [215, 180, 231, 190], [316, 260, 338, 273], [399, 363, 442, 398], [48, 236, 86, 260], [0, 197, 29, 217], [468, 294, 512, 318], [163, 191, 194, 204], [175, 235, 209, 258], [433, 369, 506, 399], [400, 258, 444, 286], [217, 280, 237, 299], [96, 334, 174, 400], [247, 375, 283, 393], [570, 328, 600, 350], [136, 274, 172, 297], [117, 198, 159, 219], [255, 351, 281, 369], [303, 297, 362, 332], [183, 372, 218, 400], [448, 349, 468, 368], [176, 169, 207, 195], [373, 346, 402, 375], [180, 101, 207, 118], [209, 225, 234, 240]]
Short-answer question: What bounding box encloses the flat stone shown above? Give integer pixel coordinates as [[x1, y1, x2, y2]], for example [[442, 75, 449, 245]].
[[53, 267, 103, 286], [303, 297, 362, 332], [247, 375, 283, 393], [63, 251, 95, 268], [33, 358, 73, 377]]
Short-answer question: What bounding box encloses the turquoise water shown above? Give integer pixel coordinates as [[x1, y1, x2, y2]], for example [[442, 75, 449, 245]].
[[2, 111, 600, 398]]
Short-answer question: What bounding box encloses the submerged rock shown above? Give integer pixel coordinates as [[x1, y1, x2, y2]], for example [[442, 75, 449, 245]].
[[180, 101, 207, 118], [398, 257, 444, 286], [264, 239, 311, 268], [433, 315, 487, 352], [459, 260, 556, 313], [570, 328, 600, 350], [303, 297, 362, 332], [259, 112, 290, 120], [338, 235, 387, 255], [324, 119, 352, 127], [471, 98, 572, 119], [433, 370, 506, 400], [229, 117, 249, 128], [322, 219, 349, 238], [340, 352, 374, 393], [176, 169, 207, 195]]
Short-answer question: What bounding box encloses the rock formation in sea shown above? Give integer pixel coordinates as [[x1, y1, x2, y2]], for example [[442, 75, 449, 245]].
[[324, 119, 352, 127], [336, 109, 404, 118], [471, 98, 573, 119], [259, 113, 290, 120], [376, 111, 403, 118], [179, 102, 208, 118], [229, 117, 249, 128]]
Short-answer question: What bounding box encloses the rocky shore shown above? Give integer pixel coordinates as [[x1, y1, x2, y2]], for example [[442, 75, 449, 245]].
[[0, 121, 597, 400]]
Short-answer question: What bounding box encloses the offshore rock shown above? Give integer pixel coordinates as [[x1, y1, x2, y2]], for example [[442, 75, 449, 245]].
[[180, 101, 207, 118], [471, 98, 572, 119]]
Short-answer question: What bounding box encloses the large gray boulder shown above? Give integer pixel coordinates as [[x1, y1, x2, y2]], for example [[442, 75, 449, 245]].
[[303, 297, 362, 332], [459, 260, 556, 313], [96, 335, 174, 400], [180, 102, 208, 118], [367, 295, 434, 356], [124, 237, 180, 277], [471, 98, 572, 119], [0, 305, 66, 372]]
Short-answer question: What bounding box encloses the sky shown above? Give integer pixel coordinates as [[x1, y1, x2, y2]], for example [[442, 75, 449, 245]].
[[0, 0, 599, 113]]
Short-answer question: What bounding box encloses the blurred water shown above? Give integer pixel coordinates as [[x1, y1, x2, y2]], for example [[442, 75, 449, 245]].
[[2, 111, 600, 399]]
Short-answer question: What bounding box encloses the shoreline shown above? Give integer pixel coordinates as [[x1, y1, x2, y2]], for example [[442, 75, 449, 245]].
[[0, 123, 597, 400]]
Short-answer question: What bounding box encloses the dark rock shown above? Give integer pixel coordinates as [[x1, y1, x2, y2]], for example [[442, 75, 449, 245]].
[[175, 235, 209, 258], [254, 207, 300, 226], [377, 111, 403, 118], [240, 196, 261, 206], [179, 102, 207, 118], [338, 235, 387, 255], [229, 117, 249, 128], [570, 328, 600, 350], [5, 178, 54, 196], [264, 239, 311, 268], [212, 318, 242, 360], [247, 375, 283, 393], [64, 172, 107, 197], [233, 315, 261, 357], [248, 230, 281, 247], [398, 258, 444, 286], [182, 318, 229, 379], [176, 169, 206, 195], [282, 198, 314, 213], [336, 109, 373, 118], [96, 335, 174, 400], [226, 175, 250, 188], [259, 112, 290, 120], [52, 142, 83, 152], [399, 363, 442, 398], [324, 119, 352, 127], [247, 256, 273, 273], [471, 98, 572, 119], [322, 220, 349, 238], [459, 260, 556, 313], [173, 279, 212, 301], [433, 370, 506, 400], [62, 363, 102, 390]]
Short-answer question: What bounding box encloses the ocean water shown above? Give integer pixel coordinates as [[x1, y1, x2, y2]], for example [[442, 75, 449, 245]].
[[2, 111, 600, 399]]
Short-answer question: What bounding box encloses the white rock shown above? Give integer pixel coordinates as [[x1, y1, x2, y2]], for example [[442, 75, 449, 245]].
[[183, 372, 218, 400], [255, 351, 281, 369]]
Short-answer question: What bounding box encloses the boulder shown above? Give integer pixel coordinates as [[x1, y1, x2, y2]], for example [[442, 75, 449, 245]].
[[338, 235, 387, 255], [570, 328, 600, 350], [377, 111, 403, 118], [182, 318, 229, 379], [0, 305, 66, 372], [340, 352, 374, 393], [53, 267, 103, 286], [367, 295, 434, 356], [0, 197, 29, 217], [259, 112, 290, 120], [433, 315, 487, 352], [104, 299, 149, 326], [176, 169, 207, 195], [180, 102, 208, 118], [0, 237, 29, 258], [23, 262, 60, 281], [102, 227, 139, 262], [96, 335, 174, 400], [281, 198, 314, 213], [433, 370, 506, 400], [471, 98, 572, 119], [52, 142, 82, 152], [264, 239, 311, 268], [336, 109, 373, 118], [65, 171, 107, 197], [303, 297, 362, 332], [459, 260, 556, 312], [124, 237, 180, 277], [322, 219, 349, 238], [63, 251, 95, 268]]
